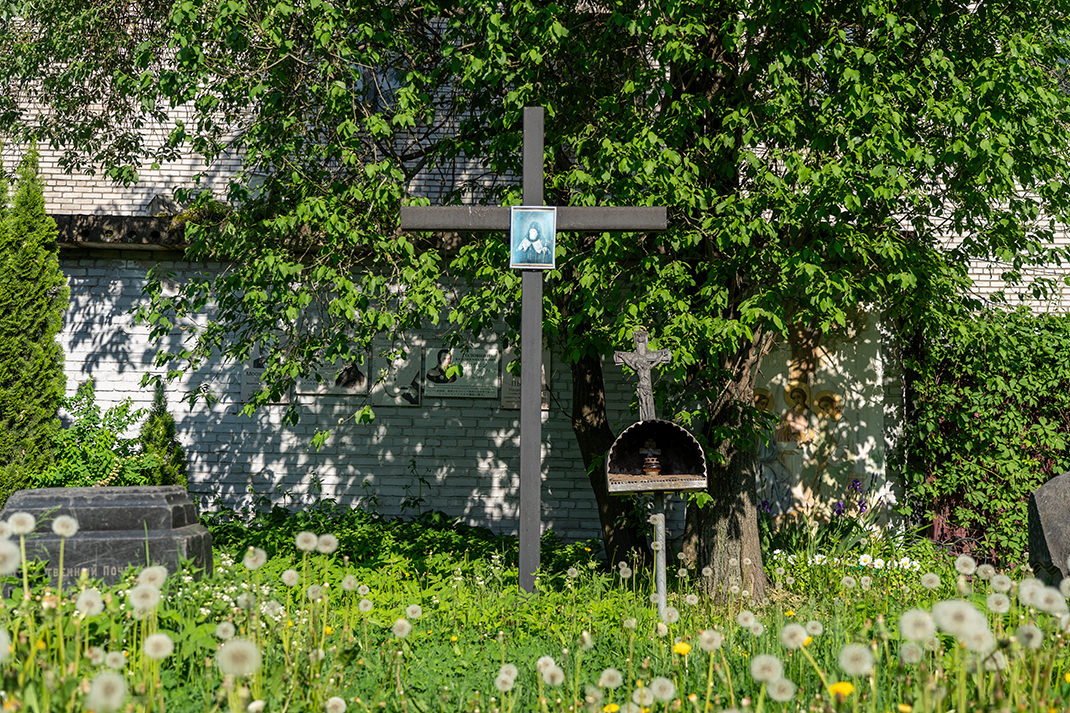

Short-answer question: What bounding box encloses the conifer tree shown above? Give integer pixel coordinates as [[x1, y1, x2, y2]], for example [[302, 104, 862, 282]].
[[0, 148, 68, 498], [138, 381, 187, 487]]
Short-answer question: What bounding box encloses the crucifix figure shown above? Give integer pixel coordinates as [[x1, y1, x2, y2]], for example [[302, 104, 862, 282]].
[[614, 329, 672, 421], [400, 107, 666, 593]]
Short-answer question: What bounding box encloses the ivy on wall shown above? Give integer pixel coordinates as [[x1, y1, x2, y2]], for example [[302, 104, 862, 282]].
[[901, 309, 1070, 563]]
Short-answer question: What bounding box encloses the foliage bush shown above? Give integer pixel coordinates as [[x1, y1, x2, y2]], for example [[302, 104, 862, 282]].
[[0, 148, 68, 503], [901, 308, 1070, 563], [30, 379, 160, 488]]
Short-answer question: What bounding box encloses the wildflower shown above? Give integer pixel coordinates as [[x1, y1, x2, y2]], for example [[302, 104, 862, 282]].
[[897, 705, 913, 713], [976, 564, 996, 580], [144, 632, 174, 660], [858, 554, 872, 566], [499, 663, 518, 680], [750, 622, 765, 636], [242, 547, 268, 571], [729, 556, 740, 568], [900, 642, 923, 665], [986, 593, 1011, 614], [1015, 624, 1043, 649], [750, 654, 783, 683], [784, 575, 795, 586], [991, 574, 1012, 593], [599, 668, 624, 688], [619, 567, 633, 579], [805, 620, 824, 636], [543, 665, 565, 686], [663, 606, 679, 624], [1061, 577, 1070, 599], [860, 575, 872, 591], [295, 531, 318, 552], [341, 575, 358, 592], [767, 677, 796, 702], [87, 671, 127, 712], [580, 630, 595, 650], [391, 618, 412, 638], [736, 610, 756, 628], [828, 681, 855, 701], [127, 584, 161, 612], [75, 588, 105, 617], [649, 677, 675, 702], [0, 540, 20, 576], [87, 646, 105, 665], [780, 623, 808, 650], [673, 640, 691, 655], [357, 584, 370, 596], [405, 604, 423, 619], [984, 651, 1008, 671], [217, 638, 262, 676], [281, 569, 300, 587], [651, 542, 662, 551], [684, 593, 699, 606], [743, 557, 753, 567], [655, 622, 668, 637], [7, 512, 35, 536], [632, 687, 655, 707], [841, 575, 857, 590], [677, 567, 688, 578], [1036, 586, 1068, 615], [920, 573, 941, 590], [536, 656, 555, 673], [728, 585, 741, 596], [698, 629, 723, 651], [216, 621, 236, 640], [623, 618, 637, 630], [51, 515, 79, 538], [137, 566, 168, 588], [701, 566, 713, 577], [898, 609, 935, 641], [954, 555, 977, 575], [494, 673, 514, 693], [262, 600, 283, 618], [567, 567, 579, 579], [324, 696, 347, 713], [104, 651, 125, 669], [648, 593, 659, 604], [838, 644, 874, 676], [248, 701, 266, 713], [932, 599, 987, 639], [306, 585, 325, 602], [1019, 577, 1044, 607], [236, 593, 254, 610], [602, 705, 619, 713], [316, 533, 339, 554], [961, 628, 996, 654]]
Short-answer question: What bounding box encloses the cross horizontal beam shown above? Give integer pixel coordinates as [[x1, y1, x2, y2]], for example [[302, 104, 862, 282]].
[[400, 205, 667, 232]]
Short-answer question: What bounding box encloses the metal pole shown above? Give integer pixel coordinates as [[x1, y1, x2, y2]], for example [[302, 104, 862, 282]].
[[518, 107, 544, 594], [653, 492, 667, 620]]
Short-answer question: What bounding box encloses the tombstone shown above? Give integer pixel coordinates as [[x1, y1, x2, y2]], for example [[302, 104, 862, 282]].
[[0, 486, 213, 585], [1028, 473, 1070, 583]]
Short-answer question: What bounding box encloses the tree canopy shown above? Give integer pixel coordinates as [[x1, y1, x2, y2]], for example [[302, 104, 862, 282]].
[[5, 0, 1070, 590]]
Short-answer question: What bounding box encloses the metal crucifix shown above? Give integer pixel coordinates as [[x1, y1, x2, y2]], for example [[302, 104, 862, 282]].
[[613, 329, 671, 422], [400, 107, 666, 593]]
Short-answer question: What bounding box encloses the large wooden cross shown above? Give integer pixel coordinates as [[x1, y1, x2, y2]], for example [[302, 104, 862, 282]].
[[400, 107, 666, 593]]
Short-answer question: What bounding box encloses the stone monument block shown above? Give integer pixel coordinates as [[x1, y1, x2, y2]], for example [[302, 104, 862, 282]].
[[1028, 472, 1070, 583], [0, 486, 212, 584]]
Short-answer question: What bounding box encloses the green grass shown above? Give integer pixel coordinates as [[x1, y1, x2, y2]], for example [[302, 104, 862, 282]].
[[0, 502, 1068, 713]]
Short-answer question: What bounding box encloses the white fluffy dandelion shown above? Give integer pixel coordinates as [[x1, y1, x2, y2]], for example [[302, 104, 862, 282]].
[[494, 674, 514, 693], [985, 651, 1008, 671], [542, 665, 565, 686], [137, 565, 168, 588], [805, 620, 824, 636], [838, 643, 875, 676], [920, 572, 941, 590], [954, 554, 977, 576], [987, 592, 1011, 614], [900, 642, 924, 665], [0, 630, 9, 664], [144, 632, 174, 660], [0, 539, 20, 576], [317, 533, 339, 554], [87, 671, 127, 712], [749, 654, 783, 683], [1036, 586, 1067, 615], [991, 573, 1012, 593], [405, 604, 423, 619], [295, 531, 318, 552], [932, 599, 987, 639], [75, 588, 104, 617], [599, 668, 624, 688], [358, 599, 373, 613], [281, 569, 300, 587], [699, 629, 723, 651], [51, 515, 78, 538], [215, 621, 236, 640], [324, 696, 347, 713], [750, 622, 765, 636], [898, 609, 935, 642], [104, 651, 125, 670], [7, 512, 35, 536], [780, 623, 808, 650], [663, 606, 680, 624], [1016, 624, 1043, 649], [631, 687, 655, 707], [536, 656, 555, 673], [499, 663, 518, 680], [685, 593, 699, 606], [841, 575, 857, 590], [391, 618, 412, 638], [649, 677, 675, 702], [976, 564, 996, 580], [242, 547, 268, 571], [306, 584, 325, 602], [341, 575, 358, 592], [357, 584, 370, 596], [767, 677, 796, 702], [217, 638, 262, 677], [1019, 577, 1044, 607], [736, 610, 756, 628], [127, 584, 161, 612], [961, 629, 996, 654]]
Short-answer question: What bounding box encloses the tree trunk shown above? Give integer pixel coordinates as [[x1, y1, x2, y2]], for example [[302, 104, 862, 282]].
[[569, 352, 649, 567], [682, 331, 775, 601]]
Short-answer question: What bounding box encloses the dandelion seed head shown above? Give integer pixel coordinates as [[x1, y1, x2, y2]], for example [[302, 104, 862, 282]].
[[242, 547, 268, 571], [281, 569, 300, 587], [767, 677, 796, 702], [144, 632, 174, 660], [391, 618, 412, 638], [991, 573, 1012, 593], [494, 673, 514, 693], [976, 563, 996, 580], [932, 599, 987, 639], [217, 638, 262, 677], [806, 620, 824, 636], [357, 584, 370, 596], [358, 598, 373, 613], [920, 572, 941, 590], [1037, 586, 1067, 615], [655, 621, 668, 637], [954, 554, 977, 575], [838, 643, 874, 677], [685, 593, 699, 606], [75, 588, 104, 617], [698, 629, 723, 651], [841, 575, 856, 590], [898, 609, 935, 642], [631, 687, 655, 707], [542, 665, 565, 686], [137, 566, 168, 588], [750, 622, 765, 636], [104, 651, 125, 670], [51, 515, 78, 538], [499, 663, 518, 680], [324, 696, 347, 713], [566, 567, 579, 579], [987, 592, 1011, 614], [599, 668, 624, 688], [780, 623, 808, 650], [663, 606, 679, 624], [341, 575, 358, 592], [87, 671, 126, 712], [7, 512, 35, 536], [961, 628, 996, 654], [1015, 624, 1043, 649], [295, 531, 318, 552], [306, 584, 325, 602], [216, 621, 236, 640], [701, 566, 713, 577], [405, 604, 423, 619], [127, 583, 161, 612], [1018, 577, 1044, 607], [900, 642, 924, 665], [619, 567, 633, 579], [985, 651, 1008, 671], [536, 656, 555, 673], [649, 677, 675, 702], [749, 654, 783, 683], [316, 533, 339, 554], [0, 539, 20, 576]]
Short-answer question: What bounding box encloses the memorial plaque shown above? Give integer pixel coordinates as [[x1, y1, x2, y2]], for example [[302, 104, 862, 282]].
[[423, 346, 499, 398], [0, 486, 213, 584], [296, 354, 370, 396], [500, 347, 550, 410], [371, 336, 423, 406]]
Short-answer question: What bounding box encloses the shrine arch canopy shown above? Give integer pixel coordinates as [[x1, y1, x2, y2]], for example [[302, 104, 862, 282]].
[[606, 419, 707, 494]]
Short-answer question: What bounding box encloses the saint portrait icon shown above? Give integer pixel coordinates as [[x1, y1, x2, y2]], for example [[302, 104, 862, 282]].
[[510, 206, 556, 269]]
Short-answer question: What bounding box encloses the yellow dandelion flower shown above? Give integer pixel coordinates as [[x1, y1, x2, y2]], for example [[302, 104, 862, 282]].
[[286, 620, 294, 627], [803, 636, 813, 647], [324, 626, 333, 635], [785, 610, 795, 617], [1065, 672, 1070, 684], [898, 705, 913, 713], [36, 639, 46, 650], [828, 681, 854, 700], [603, 705, 620, 713], [673, 641, 692, 655], [450, 636, 458, 642]]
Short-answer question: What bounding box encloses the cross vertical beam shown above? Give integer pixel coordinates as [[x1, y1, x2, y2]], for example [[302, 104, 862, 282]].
[[518, 107, 544, 593]]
